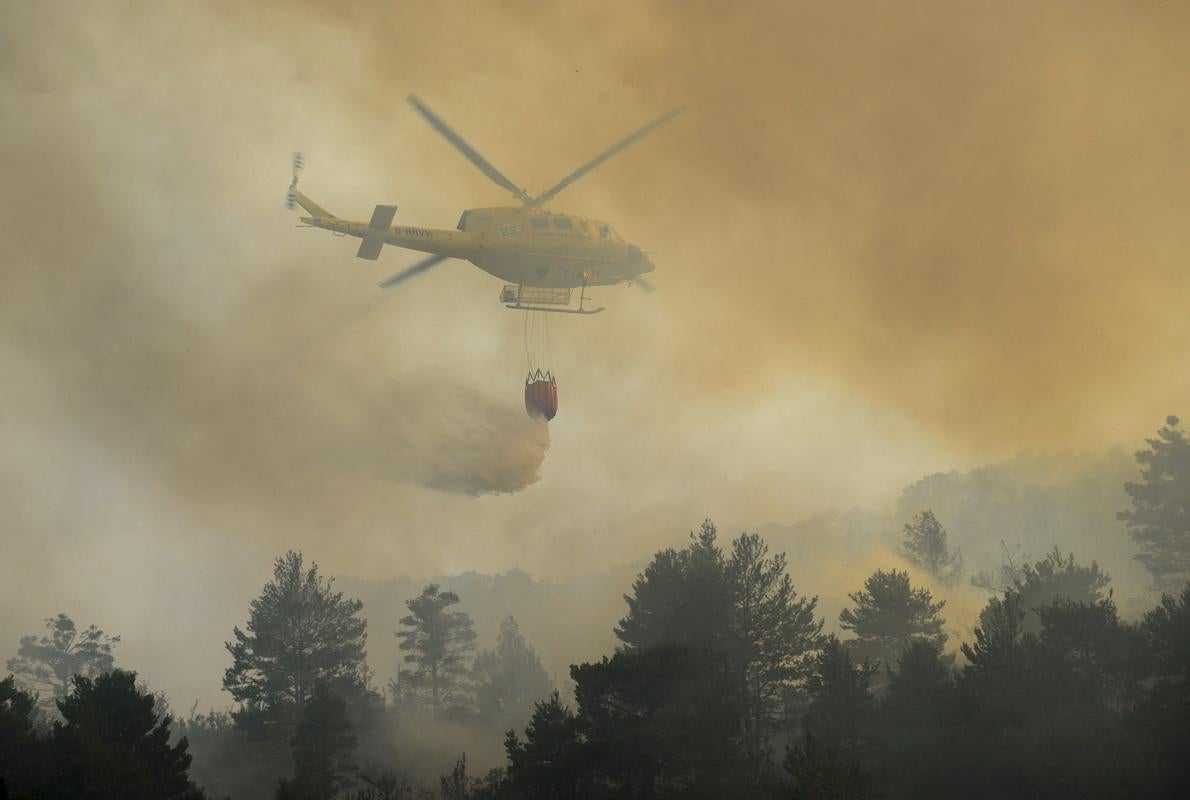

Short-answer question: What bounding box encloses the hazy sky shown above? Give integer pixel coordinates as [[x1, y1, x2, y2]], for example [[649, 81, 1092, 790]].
[[3, 0, 1189, 709]]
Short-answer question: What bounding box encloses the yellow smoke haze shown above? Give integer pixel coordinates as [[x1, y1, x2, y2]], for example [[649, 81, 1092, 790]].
[[1, 0, 1187, 709]]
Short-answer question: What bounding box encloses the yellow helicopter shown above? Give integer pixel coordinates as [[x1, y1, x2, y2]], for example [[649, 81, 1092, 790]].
[[287, 95, 684, 314]]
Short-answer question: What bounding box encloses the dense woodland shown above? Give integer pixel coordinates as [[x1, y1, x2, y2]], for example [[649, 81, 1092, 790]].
[[2, 418, 1189, 800]]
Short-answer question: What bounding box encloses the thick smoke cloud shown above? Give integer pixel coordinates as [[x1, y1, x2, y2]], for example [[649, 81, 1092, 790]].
[[240, 0, 1190, 450], [2, 0, 1188, 709], [0, 3, 549, 502]]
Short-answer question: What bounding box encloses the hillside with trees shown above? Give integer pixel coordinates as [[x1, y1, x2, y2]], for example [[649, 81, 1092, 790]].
[[2, 418, 1189, 798]]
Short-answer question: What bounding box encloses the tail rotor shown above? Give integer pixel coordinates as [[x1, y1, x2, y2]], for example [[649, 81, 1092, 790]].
[[285, 151, 304, 210]]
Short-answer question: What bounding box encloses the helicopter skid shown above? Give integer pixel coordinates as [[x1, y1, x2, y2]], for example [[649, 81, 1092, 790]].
[[504, 303, 605, 315]]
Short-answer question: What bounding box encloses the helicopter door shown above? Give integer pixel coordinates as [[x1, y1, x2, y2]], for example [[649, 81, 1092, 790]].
[[596, 222, 616, 259]]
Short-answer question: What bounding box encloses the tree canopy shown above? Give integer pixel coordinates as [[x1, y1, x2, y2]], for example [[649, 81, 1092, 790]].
[[615, 520, 822, 781], [49, 669, 204, 800], [275, 683, 358, 800], [1120, 415, 1190, 590], [394, 583, 477, 717], [898, 510, 963, 586], [839, 569, 946, 669], [5, 614, 119, 709], [473, 616, 553, 732], [223, 551, 369, 737]]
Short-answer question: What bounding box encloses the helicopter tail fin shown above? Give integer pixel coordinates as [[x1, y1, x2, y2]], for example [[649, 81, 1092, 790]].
[[293, 191, 336, 220], [356, 204, 397, 260]]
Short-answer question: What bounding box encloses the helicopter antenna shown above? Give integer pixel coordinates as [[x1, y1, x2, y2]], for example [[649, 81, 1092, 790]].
[[285, 151, 304, 209], [528, 106, 686, 206], [406, 95, 531, 204]]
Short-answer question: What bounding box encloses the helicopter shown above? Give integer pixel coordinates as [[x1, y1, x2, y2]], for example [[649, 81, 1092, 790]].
[[287, 95, 684, 314]]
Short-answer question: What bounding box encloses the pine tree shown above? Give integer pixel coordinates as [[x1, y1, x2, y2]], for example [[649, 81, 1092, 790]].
[[614, 521, 822, 781], [727, 532, 823, 771], [616, 519, 734, 652], [6, 614, 119, 709], [1120, 415, 1190, 590], [839, 570, 947, 669], [50, 669, 204, 799], [224, 551, 369, 736], [976, 548, 1112, 635], [275, 683, 358, 800], [504, 692, 584, 800], [875, 640, 954, 796], [473, 617, 552, 731], [898, 511, 963, 586], [1142, 583, 1190, 676], [0, 676, 41, 797], [395, 584, 476, 716], [800, 636, 875, 756]]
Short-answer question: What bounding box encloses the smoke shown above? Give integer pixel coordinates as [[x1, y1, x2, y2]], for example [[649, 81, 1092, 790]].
[[216, 0, 1190, 452], [0, 2, 549, 503], [2, 0, 1187, 711]]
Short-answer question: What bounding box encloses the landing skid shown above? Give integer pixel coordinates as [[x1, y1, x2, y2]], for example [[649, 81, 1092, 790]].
[[505, 303, 605, 315], [503, 283, 604, 314]]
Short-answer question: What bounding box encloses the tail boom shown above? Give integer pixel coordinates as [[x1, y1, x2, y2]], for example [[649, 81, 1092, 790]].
[[296, 199, 469, 261]]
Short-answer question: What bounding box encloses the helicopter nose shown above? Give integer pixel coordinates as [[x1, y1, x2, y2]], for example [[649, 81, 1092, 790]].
[[628, 244, 643, 261]]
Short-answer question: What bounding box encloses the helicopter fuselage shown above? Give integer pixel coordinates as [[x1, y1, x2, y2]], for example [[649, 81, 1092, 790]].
[[300, 204, 653, 289]]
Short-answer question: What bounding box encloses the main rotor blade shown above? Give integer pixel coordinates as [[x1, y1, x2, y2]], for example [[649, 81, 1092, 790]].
[[377, 253, 449, 289], [532, 107, 686, 205], [407, 95, 529, 203]]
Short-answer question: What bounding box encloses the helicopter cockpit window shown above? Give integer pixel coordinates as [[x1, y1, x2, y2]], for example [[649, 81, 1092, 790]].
[[553, 217, 573, 230], [578, 220, 589, 234], [530, 217, 549, 230], [597, 223, 610, 239]]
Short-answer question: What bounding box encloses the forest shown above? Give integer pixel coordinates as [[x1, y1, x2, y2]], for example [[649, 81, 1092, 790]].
[[1, 418, 1189, 800]]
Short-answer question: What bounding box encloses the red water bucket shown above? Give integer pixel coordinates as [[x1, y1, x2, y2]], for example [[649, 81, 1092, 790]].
[[524, 369, 558, 421]]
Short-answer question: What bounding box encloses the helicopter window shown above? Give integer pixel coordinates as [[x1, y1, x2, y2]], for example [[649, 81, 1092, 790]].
[[597, 223, 610, 239], [456, 211, 471, 231], [578, 220, 589, 234], [553, 217, 573, 230], [529, 217, 549, 230]]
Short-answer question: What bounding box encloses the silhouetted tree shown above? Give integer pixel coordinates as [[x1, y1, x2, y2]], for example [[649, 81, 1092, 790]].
[[395, 584, 476, 717], [6, 614, 119, 710], [969, 540, 1029, 594], [1120, 415, 1190, 590], [224, 551, 369, 738], [1132, 583, 1190, 797], [1007, 547, 1112, 634], [784, 733, 870, 800], [873, 640, 954, 796], [616, 520, 734, 652], [504, 692, 585, 800], [0, 676, 41, 798], [439, 754, 469, 800], [959, 592, 1034, 712], [800, 636, 875, 760], [1037, 597, 1141, 709], [48, 669, 204, 799], [1142, 582, 1190, 676], [727, 532, 823, 772], [616, 521, 821, 780], [898, 511, 962, 586], [838, 570, 946, 669], [473, 617, 552, 732], [276, 683, 358, 800], [571, 647, 745, 799]]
